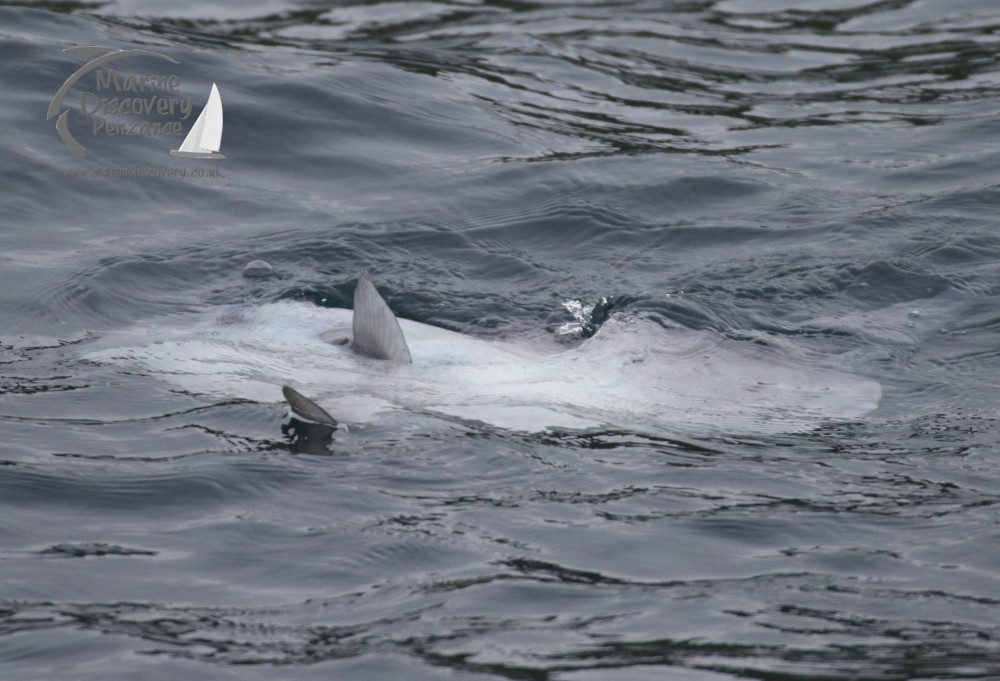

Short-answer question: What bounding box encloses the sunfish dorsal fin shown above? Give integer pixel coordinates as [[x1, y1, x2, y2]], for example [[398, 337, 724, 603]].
[[283, 385, 338, 426], [351, 275, 413, 363]]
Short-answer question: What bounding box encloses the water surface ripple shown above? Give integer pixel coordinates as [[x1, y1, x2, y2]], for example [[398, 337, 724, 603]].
[[2, 1, 1000, 679]]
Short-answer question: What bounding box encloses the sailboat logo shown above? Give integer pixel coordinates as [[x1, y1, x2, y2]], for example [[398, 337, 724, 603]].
[[171, 83, 225, 159]]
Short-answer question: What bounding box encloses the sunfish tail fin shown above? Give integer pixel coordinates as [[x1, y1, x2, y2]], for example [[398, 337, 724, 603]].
[[351, 275, 413, 363], [282, 385, 339, 427]]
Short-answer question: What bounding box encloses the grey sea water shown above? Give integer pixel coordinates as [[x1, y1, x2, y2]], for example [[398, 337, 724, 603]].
[[3, 1, 1000, 679]]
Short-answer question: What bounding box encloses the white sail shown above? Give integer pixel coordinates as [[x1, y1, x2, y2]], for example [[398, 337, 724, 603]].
[[171, 83, 225, 159]]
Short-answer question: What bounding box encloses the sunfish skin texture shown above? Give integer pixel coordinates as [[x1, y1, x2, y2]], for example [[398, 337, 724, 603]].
[[84, 278, 881, 437]]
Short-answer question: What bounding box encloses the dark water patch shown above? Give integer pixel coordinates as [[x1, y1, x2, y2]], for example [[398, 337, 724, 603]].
[[41, 543, 158, 558], [51, 214, 668, 342], [7, 565, 994, 678], [1, 379, 287, 462], [0, 454, 313, 513], [844, 259, 951, 304], [527, 429, 723, 458]]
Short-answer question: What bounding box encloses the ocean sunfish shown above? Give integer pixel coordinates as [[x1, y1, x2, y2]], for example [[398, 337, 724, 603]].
[[281, 276, 411, 425], [84, 274, 881, 437]]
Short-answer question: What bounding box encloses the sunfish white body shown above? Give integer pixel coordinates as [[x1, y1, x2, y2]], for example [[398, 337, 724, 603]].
[[84, 277, 881, 438]]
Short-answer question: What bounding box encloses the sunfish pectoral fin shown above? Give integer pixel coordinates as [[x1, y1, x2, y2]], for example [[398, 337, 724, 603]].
[[351, 275, 413, 363], [282, 385, 338, 427]]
